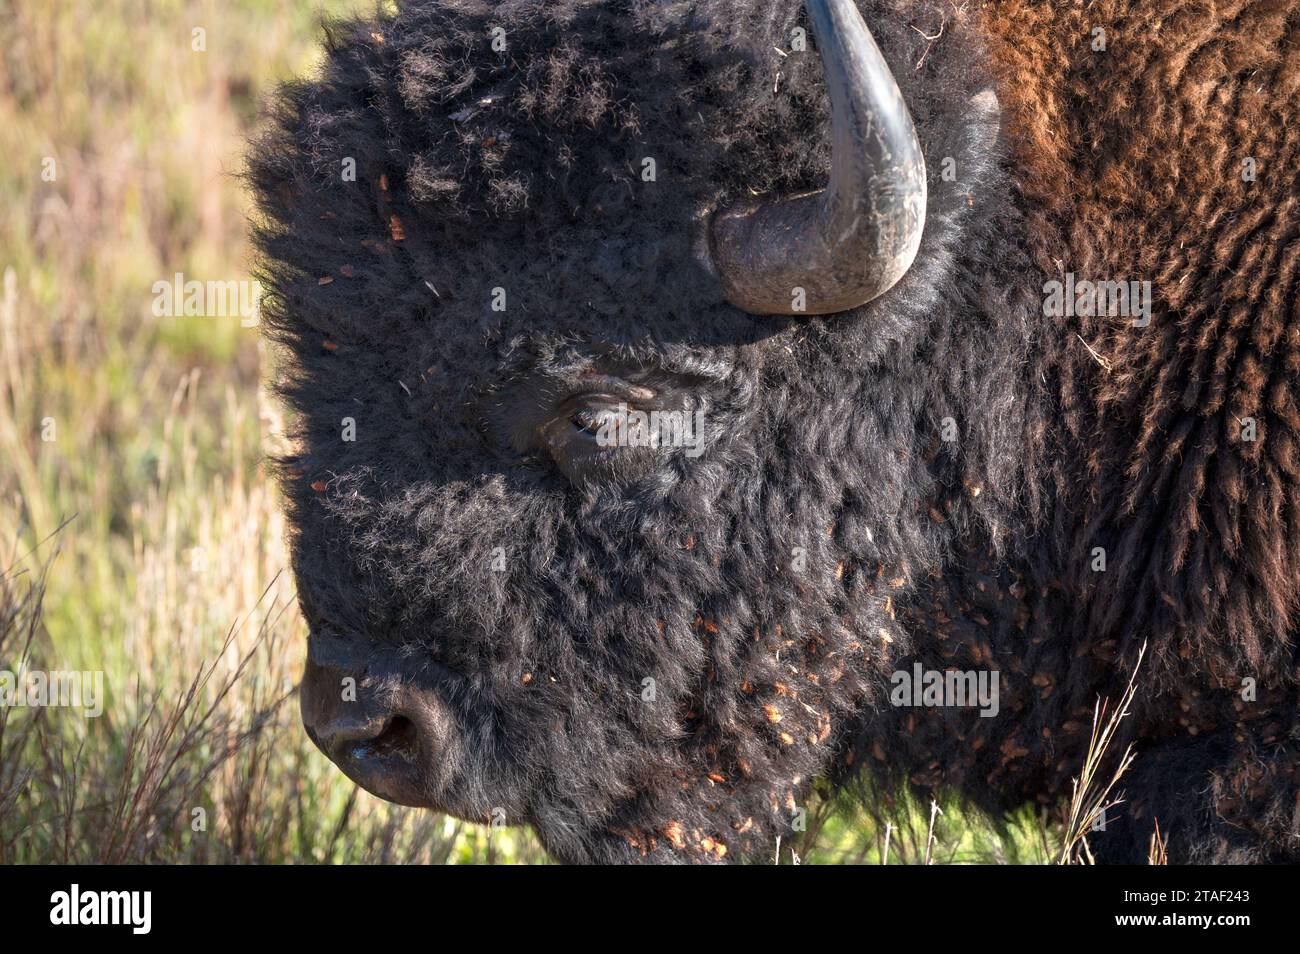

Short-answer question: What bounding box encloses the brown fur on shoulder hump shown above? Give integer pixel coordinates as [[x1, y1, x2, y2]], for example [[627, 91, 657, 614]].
[[980, 0, 1300, 675]]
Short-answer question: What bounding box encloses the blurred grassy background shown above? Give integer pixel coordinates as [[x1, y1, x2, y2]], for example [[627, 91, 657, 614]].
[[0, 0, 1050, 864]]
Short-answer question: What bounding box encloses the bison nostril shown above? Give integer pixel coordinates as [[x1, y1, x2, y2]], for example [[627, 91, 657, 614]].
[[300, 644, 457, 809], [351, 715, 418, 762]]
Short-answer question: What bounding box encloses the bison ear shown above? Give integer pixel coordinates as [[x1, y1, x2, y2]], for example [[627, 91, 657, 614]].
[[708, 0, 926, 317]]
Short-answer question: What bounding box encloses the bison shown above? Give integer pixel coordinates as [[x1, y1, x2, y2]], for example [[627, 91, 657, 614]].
[[249, 0, 1300, 863]]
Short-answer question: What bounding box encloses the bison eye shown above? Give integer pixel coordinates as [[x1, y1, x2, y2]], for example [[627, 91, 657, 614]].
[[569, 404, 622, 440], [484, 362, 711, 487], [538, 374, 663, 486], [530, 369, 709, 487]]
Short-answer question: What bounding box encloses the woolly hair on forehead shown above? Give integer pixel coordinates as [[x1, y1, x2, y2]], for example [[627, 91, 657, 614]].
[[257, 0, 824, 216], [247, 0, 1002, 339]]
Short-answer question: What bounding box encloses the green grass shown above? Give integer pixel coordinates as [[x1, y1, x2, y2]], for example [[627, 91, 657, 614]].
[[0, 0, 1060, 864]]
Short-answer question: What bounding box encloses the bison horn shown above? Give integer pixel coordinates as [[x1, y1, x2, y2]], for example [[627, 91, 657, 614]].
[[708, 0, 927, 316]]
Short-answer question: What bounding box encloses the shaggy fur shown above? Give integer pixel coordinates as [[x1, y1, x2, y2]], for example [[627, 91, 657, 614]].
[[249, 0, 1300, 863]]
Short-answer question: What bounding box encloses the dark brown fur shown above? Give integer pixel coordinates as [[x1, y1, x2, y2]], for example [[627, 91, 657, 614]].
[[872, 0, 1300, 862]]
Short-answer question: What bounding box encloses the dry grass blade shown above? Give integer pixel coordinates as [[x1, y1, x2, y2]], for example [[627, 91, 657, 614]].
[[1058, 641, 1147, 864], [924, 799, 943, 865], [1148, 818, 1168, 865]]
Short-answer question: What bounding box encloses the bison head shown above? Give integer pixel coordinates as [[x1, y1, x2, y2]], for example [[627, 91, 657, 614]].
[[251, 0, 1033, 862]]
